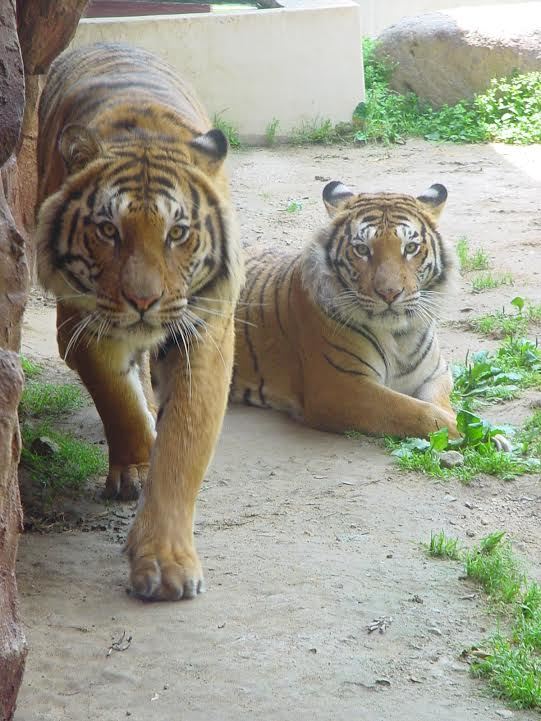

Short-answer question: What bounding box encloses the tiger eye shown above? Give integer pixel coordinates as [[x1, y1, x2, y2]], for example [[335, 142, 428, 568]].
[[168, 224, 189, 244], [99, 221, 117, 239], [405, 241, 419, 254]]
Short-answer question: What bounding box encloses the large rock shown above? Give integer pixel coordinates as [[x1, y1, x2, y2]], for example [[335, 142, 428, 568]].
[[377, 2, 541, 107]]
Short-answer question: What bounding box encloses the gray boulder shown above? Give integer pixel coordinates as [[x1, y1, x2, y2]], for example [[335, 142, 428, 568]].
[[376, 3, 541, 107]]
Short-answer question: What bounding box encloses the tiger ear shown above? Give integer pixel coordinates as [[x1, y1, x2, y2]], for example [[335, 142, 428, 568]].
[[322, 180, 355, 217], [190, 129, 228, 172], [59, 124, 103, 175], [417, 183, 448, 220]]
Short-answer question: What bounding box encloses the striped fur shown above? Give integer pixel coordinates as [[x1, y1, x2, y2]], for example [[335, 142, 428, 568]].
[[35, 43, 244, 601], [231, 181, 459, 439]]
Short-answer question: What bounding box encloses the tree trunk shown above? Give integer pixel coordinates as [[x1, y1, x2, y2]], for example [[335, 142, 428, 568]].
[[0, 2, 88, 718]]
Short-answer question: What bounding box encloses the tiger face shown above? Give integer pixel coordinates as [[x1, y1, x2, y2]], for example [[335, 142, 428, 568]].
[[307, 181, 452, 332], [37, 124, 232, 347]]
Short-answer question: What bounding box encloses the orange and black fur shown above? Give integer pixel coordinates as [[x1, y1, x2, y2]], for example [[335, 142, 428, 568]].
[[231, 181, 459, 438], [35, 43, 244, 601]]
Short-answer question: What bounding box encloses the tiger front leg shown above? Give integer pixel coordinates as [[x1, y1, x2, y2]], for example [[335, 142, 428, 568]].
[[125, 316, 234, 601], [57, 305, 156, 501]]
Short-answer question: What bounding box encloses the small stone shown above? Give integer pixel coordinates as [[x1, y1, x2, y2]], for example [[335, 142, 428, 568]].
[[439, 451, 464, 469], [464, 502, 474, 509], [428, 626, 443, 636], [375, 678, 391, 687], [481, 518, 489, 526], [410, 594, 424, 604], [308, 648, 317, 654], [466, 530, 475, 538], [30, 436, 60, 456], [495, 710, 514, 719]]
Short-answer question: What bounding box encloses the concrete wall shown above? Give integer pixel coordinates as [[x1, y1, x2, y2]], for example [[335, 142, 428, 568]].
[[356, 0, 541, 36], [71, 3, 363, 143]]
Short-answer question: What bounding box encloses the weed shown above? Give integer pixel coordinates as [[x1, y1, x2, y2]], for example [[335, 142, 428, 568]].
[[21, 422, 107, 496], [20, 381, 87, 418], [265, 117, 280, 146], [470, 296, 541, 338], [471, 272, 514, 293], [426, 530, 462, 560], [456, 237, 491, 273], [285, 199, 303, 213], [290, 117, 339, 145], [213, 112, 241, 148], [21, 355, 43, 380], [465, 532, 523, 603]]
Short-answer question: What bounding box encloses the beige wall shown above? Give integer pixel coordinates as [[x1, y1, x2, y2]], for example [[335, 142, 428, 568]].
[[71, 3, 363, 144], [356, 0, 541, 36]]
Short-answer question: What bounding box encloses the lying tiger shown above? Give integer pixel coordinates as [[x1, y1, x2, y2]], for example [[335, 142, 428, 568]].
[[231, 181, 458, 438], [35, 43, 243, 601]]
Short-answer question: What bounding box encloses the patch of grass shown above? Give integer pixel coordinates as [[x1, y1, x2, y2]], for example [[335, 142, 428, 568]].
[[426, 530, 462, 560], [265, 117, 280, 146], [387, 409, 540, 482], [285, 199, 303, 213], [456, 237, 491, 273], [517, 410, 541, 458], [20, 381, 87, 418], [470, 296, 541, 338], [471, 272, 514, 293], [21, 423, 107, 496], [290, 117, 340, 145], [359, 40, 541, 145], [21, 355, 43, 380], [426, 532, 541, 709], [213, 112, 241, 148], [465, 531, 524, 603]]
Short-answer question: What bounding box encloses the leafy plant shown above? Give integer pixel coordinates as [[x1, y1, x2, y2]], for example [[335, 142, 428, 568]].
[[290, 117, 344, 145], [452, 351, 522, 405], [470, 297, 541, 338], [21, 355, 43, 380], [285, 199, 303, 213]]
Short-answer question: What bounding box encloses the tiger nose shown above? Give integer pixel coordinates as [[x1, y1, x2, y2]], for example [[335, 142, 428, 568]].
[[123, 290, 162, 312], [375, 287, 403, 305]]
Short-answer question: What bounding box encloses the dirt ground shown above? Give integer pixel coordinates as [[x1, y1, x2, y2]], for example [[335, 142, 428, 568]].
[[14, 141, 541, 721]]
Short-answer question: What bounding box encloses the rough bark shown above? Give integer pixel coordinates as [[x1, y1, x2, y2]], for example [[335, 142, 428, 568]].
[[0, 2, 88, 718]]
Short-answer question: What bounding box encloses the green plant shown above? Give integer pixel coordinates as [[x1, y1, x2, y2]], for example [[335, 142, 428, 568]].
[[290, 117, 340, 145], [426, 530, 462, 560], [20, 381, 87, 418], [213, 112, 241, 148], [265, 117, 280, 146], [285, 199, 303, 213], [21, 423, 107, 496], [21, 355, 43, 380], [470, 297, 541, 338], [471, 272, 514, 293], [456, 237, 491, 272], [465, 531, 524, 603], [387, 409, 540, 482], [451, 350, 522, 405]]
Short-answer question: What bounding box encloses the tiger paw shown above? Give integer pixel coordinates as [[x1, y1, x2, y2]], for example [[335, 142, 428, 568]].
[[103, 463, 149, 501], [125, 532, 204, 602]]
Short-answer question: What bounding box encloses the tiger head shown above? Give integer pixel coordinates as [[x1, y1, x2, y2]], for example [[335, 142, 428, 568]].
[[37, 124, 237, 347], [303, 181, 454, 332]]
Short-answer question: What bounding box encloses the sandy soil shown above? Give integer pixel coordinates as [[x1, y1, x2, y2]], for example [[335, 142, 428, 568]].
[[14, 140, 541, 721]]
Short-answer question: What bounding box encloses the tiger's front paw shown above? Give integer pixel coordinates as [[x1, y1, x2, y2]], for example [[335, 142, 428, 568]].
[[125, 530, 204, 602], [103, 463, 149, 501]]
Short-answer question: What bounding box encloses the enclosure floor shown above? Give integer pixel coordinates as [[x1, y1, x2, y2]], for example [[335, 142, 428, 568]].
[[16, 141, 541, 721]]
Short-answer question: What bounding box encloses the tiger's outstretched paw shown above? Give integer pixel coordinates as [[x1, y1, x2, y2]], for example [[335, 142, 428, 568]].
[[103, 464, 149, 501], [491, 434, 513, 453], [126, 536, 204, 602]]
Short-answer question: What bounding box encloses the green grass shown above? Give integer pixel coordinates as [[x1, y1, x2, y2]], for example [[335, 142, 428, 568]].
[[471, 272, 514, 293], [289, 117, 351, 145], [387, 409, 541, 482], [213, 112, 241, 148], [21, 355, 43, 380], [456, 237, 491, 273], [425, 532, 541, 709], [355, 40, 541, 145], [470, 297, 541, 338], [426, 530, 462, 560], [285, 199, 303, 213], [20, 381, 87, 418], [265, 117, 280, 146], [21, 422, 107, 496]]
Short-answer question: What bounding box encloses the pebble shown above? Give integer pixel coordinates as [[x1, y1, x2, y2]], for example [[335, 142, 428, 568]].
[[428, 626, 443, 637], [495, 710, 514, 719], [439, 450, 465, 469]]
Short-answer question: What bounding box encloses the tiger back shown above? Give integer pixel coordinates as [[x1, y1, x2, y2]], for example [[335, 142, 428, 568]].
[[231, 180, 458, 439]]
